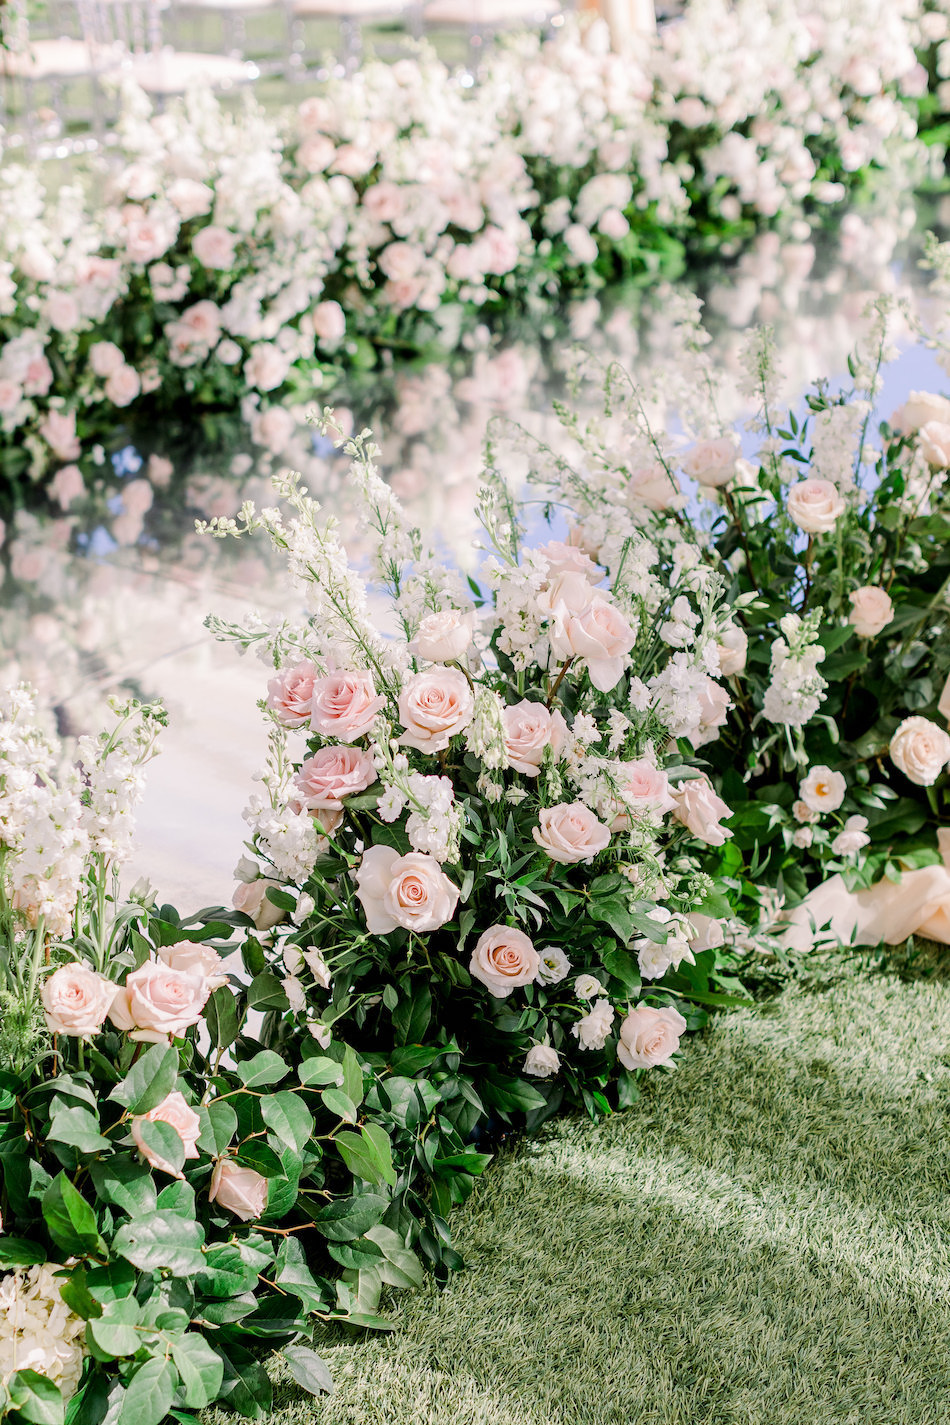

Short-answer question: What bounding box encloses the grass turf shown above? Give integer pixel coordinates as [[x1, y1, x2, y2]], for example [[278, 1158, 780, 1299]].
[[211, 959, 950, 1425]]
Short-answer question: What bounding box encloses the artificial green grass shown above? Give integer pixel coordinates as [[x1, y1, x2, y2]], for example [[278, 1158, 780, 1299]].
[[215, 960, 950, 1425]]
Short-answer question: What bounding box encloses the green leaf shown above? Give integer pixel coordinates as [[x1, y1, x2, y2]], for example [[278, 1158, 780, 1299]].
[[46, 1106, 110, 1155], [118, 1358, 176, 1425], [86, 1299, 142, 1360], [391, 986, 431, 1047], [363, 1225, 424, 1288], [197, 1244, 260, 1298], [112, 1212, 204, 1276], [246, 973, 289, 1012], [196, 1100, 238, 1156], [298, 1057, 343, 1088], [260, 1092, 313, 1154], [156, 1179, 195, 1216], [89, 1157, 157, 1219], [589, 896, 636, 943], [320, 1088, 358, 1124], [334, 1125, 396, 1188], [136, 1120, 186, 1178], [6, 1371, 64, 1425], [214, 1346, 273, 1419], [171, 1336, 225, 1410], [85, 1262, 137, 1305], [235, 1051, 289, 1089], [204, 987, 239, 1052], [341, 1046, 365, 1108], [309, 1193, 388, 1241], [273, 1237, 325, 1314], [110, 1046, 179, 1116], [42, 1174, 107, 1258], [602, 946, 641, 994], [0, 1237, 46, 1268], [281, 1345, 334, 1397]]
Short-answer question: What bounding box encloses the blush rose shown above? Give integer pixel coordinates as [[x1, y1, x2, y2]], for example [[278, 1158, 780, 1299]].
[[672, 778, 734, 845], [617, 1004, 688, 1069], [848, 586, 893, 638], [786, 478, 846, 534], [502, 700, 568, 776], [131, 1091, 201, 1178], [398, 667, 474, 752], [355, 845, 459, 934], [294, 745, 377, 809], [41, 964, 116, 1037], [469, 925, 540, 997], [533, 803, 611, 863], [209, 1159, 268, 1221], [309, 670, 385, 741], [889, 716, 950, 786]]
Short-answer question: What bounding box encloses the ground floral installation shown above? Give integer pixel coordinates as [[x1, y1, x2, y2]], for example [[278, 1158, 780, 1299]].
[[0, 689, 430, 1422], [0, 0, 943, 497]]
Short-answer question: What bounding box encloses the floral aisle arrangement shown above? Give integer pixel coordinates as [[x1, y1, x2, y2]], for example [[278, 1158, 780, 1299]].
[[0, 689, 426, 1424], [0, 1, 941, 494], [201, 423, 759, 1201], [508, 264, 950, 942]]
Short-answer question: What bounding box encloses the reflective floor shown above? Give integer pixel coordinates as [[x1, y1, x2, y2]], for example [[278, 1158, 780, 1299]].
[[2, 210, 947, 908]]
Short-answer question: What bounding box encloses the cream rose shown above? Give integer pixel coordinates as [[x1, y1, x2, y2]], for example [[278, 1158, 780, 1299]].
[[311, 300, 346, 343], [617, 1004, 688, 1069], [831, 815, 870, 856], [799, 765, 846, 813], [41, 964, 116, 1037], [599, 760, 676, 832], [524, 1044, 560, 1078], [673, 778, 734, 845], [786, 478, 846, 534], [131, 1091, 201, 1178], [533, 803, 611, 863], [717, 624, 748, 676], [548, 596, 637, 693], [232, 878, 286, 930], [355, 845, 459, 934], [919, 420, 950, 468], [109, 961, 210, 1042], [398, 667, 474, 752], [294, 745, 377, 809], [681, 434, 739, 488], [408, 609, 475, 664], [891, 390, 950, 434], [687, 914, 725, 953], [266, 661, 319, 728], [309, 670, 385, 741], [624, 462, 680, 511], [158, 939, 229, 990], [502, 701, 568, 776], [469, 925, 540, 998], [537, 540, 603, 581], [889, 715, 950, 786], [848, 586, 893, 638], [209, 1158, 268, 1221]]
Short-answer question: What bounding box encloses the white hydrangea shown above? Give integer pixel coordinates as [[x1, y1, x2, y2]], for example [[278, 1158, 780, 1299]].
[[0, 1264, 86, 1400]]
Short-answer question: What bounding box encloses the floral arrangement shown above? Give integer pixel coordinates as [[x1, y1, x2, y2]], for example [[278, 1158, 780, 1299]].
[[0, 2, 941, 496], [0, 689, 428, 1423]]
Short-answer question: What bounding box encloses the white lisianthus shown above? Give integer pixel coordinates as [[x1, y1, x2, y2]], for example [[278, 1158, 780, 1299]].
[[524, 1044, 560, 1078], [572, 998, 615, 1050]]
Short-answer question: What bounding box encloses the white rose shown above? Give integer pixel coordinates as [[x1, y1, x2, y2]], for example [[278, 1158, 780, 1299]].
[[889, 715, 950, 786], [571, 998, 614, 1050], [681, 434, 739, 488], [524, 1044, 560, 1078], [717, 624, 748, 676], [409, 609, 475, 663], [919, 420, 950, 468], [574, 973, 604, 1000], [831, 815, 870, 855], [891, 390, 950, 434], [617, 1004, 687, 1069], [786, 478, 845, 534]]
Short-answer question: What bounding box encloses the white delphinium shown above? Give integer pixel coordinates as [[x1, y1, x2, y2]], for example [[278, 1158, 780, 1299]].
[[762, 611, 827, 729], [0, 1264, 87, 1400], [809, 401, 868, 490], [371, 728, 463, 863], [77, 698, 164, 866], [465, 687, 509, 772], [481, 552, 549, 671]]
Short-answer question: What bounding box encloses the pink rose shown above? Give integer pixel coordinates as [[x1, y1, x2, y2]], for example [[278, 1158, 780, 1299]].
[[266, 661, 319, 728], [167, 178, 213, 219], [533, 803, 611, 863], [691, 678, 732, 749], [109, 961, 210, 1042], [891, 390, 950, 434], [294, 744, 376, 809], [717, 625, 748, 676], [232, 878, 287, 930], [245, 344, 289, 392], [848, 586, 893, 638], [681, 435, 739, 488], [45, 291, 80, 333], [599, 760, 676, 831], [209, 1158, 268, 1221], [39, 410, 80, 461], [131, 1091, 201, 1178], [919, 421, 950, 469], [536, 571, 599, 618], [297, 134, 336, 173], [469, 925, 540, 998], [0, 379, 21, 415], [624, 462, 680, 511], [89, 341, 125, 378], [548, 596, 637, 693], [673, 778, 734, 845], [158, 939, 229, 990], [617, 1004, 688, 1069], [41, 964, 116, 1037], [408, 609, 475, 664], [104, 364, 141, 408], [310, 671, 386, 741], [50, 465, 85, 511], [889, 715, 950, 786], [537, 540, 603, 581], [192, 225, 237, 270], [355, 845, 459, 934], [311, 300, 346, 343], [786, 479, 846, 534], [502, 701, 568, 776], [398, 668, 474, 752]]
